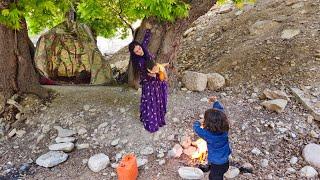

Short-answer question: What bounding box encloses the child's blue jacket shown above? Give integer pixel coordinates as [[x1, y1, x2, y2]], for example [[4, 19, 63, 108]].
[[193, 101, 231, 165]]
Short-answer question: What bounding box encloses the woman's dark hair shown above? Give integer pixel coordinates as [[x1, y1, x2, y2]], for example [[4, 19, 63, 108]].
[[204, 109, 229, 133], [146, 60, 156, 71], [128, 41, 143, 81], [128, 41, 154, 81]]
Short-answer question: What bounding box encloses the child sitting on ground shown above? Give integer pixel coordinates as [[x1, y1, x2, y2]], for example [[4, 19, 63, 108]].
[[146, 60, 169, 81], [193, 96, 231, 180]]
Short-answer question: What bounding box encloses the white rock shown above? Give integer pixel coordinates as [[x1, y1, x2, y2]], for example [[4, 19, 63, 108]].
[[111, 163, 118, 169], [167, 144, 183, 158], [179, 136, 192, 149], [249, 20, 280, 35], [172, 118, 179, 123], [111, 138, 120, 146], [88, 153, 110, 173], [48, 143, 74, 152], [310, 130, 319, 138], [16, 130, 26, 138], [159, 159, 166, 165], [76, 143, 90, 150], [260, 159, 269, 168], [251, 148, 261, 155], [83, 105, 90, 111], [182, 71, 208, 92], [286, 167, 296, 174], [281, 29, 301, 39], [140, 146, 154, 155], [54, 126, 76, 138], [77, 128, 87, 135], [137, 158, 148, 167], [8, 128, 17, 138], [261, 99, 288, 113], [55, 137, 76, 143], [98, 122, 109, 130], [207, 73, 225, 91], [299, 166, 318, 178], [178, 167, 204, 180], [36, 151, 68, 168], [302, 143, 320, 168], [200, 97, 208, 102], [183, 27, 196, 37], [290, 156, 298, 165], [167, 134, 175, 141], [224, 166, 240, 179], [262, 89, 289, 100], [157, 152, 165, 158]]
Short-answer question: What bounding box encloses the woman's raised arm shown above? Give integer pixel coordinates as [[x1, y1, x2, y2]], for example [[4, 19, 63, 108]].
[[142, 29, 152, 47]]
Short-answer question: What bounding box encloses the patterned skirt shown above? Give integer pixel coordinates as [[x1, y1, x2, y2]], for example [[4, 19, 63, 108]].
[[140, 80, 168, 133]]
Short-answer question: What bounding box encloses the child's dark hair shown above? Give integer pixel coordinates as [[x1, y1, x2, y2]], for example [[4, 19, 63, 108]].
[[146, 60, 156, 71], [204, 109, 229, 133]]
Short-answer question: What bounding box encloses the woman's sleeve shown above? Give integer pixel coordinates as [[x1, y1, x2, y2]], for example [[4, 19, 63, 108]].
[[142, 29, 152, 47]]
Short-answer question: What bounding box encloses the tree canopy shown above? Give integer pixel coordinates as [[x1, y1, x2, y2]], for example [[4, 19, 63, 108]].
[[0, 0, 254, 38]]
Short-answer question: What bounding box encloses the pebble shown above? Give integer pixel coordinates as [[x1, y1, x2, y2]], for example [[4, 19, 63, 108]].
[[137, 158, 148, 167], [140, 146, 154, 155], [36, 151, 68, 168], [258, 158, 268, 167], [48, 143, 74, 152], [178, 167, 204, 180], [76, 143, 90, 150], [111, 138, 120, 146], [88, 153, 110, 173], [251, 148, 261, 155], [290, 156, 298, 165], [299, 166, 318, 178], [224, 166, 240, 179]]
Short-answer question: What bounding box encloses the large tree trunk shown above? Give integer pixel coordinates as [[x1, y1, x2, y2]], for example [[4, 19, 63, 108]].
[[128, 0, 216, 89], [0, 18, 49, 109]]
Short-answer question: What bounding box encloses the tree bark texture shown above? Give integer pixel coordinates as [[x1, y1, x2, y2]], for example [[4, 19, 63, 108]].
[[128, 0, 216, 89], [0, 17, 49, 109]]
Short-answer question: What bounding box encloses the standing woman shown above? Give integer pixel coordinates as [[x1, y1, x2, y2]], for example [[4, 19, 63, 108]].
[[128, 25, 168, 133]]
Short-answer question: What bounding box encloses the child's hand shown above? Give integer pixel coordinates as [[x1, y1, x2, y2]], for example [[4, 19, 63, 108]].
[[208, 96, 218, 103]]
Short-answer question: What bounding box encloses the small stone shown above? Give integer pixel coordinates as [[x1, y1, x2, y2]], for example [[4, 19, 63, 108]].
[[207, 73, 225, 90], [251, 148, 261, 155], [159, 159, 166, 165], [54, 126, 76, 138], [302, 143, 320, 168], [140, 146, 154, 155], [98, 122, 109, 130], [111, 138, 120, 146], [261, 99, 288, 113], [8, 128, 17, 138], [83, 105, 90, 111], [157, 152, 165, 158], [167, 144, 183, 158], [120, 108, 126, 113], [200, 97, 208, 102], [172, 118, 179, 123], [290, 156, 298, 165], [299, 166, 318, 178], [76, 143, 90, 150], [310, 130, 319, 138], [111, 172, 116, 177], [82, 159, 88, 164], [137, 158, 148, 168], [286, 167, 296, 174], [167, 134, 175, 141], [307, 115, 314, 124], [224, 166, 240, 179], [260, 159, 269, 168], [55, 137, 76, 143], [281, 29, 301, 39], [48, 143, 74, 152], [77, 128, 87, 135], [16, 130, 26, 138], [178, 167, 204, 180], [36, 151, 68, 168], [111, 163, 118, 169], [88, 153, 110, 173]]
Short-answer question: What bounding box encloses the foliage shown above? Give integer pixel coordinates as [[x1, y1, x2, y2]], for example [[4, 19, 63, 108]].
[[0, 0, 189, 38], [0, 0, 255, 38]]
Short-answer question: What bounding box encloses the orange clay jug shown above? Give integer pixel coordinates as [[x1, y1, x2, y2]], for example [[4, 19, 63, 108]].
[[117, 154, 138, 180], [159, 71, 165, 81]]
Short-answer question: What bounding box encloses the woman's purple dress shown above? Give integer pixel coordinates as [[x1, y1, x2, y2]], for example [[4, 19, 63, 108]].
[[133, 30, 168, 133]]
